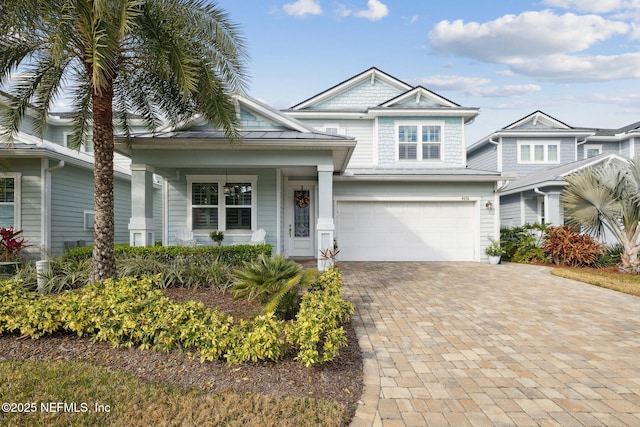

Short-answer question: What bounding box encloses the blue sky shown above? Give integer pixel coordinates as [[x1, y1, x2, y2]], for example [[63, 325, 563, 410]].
[[218, 0, 640, 144]]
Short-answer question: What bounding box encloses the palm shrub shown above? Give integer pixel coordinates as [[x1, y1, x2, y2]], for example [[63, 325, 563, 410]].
[[231, 254, 318, 320], [500, 223, 549, 263], [562, 158, 640, 273], [543, 225, 602, 267]]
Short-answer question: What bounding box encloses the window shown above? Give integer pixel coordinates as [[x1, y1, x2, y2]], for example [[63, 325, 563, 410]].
[[188, 175, 256, 232], [84, 210, 95, 230], [319, 123, 345, 135], [0, 174, 20, 229], [584, 145, 602, 158], [396, 122, 443, 161], [64, 133, 93, 153], [517, 141, 560, 163]]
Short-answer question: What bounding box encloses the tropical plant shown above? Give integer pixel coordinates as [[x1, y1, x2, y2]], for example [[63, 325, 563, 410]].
[[561, 158, 640, 273], [209, 230, 224, 244], [484, 238, 504, 257], [0, 227, 26, 262], [500, 223, 549, 263], [231, 254, 318, 320], [543, 225, 602, 267], [0, 0, 247, 281]]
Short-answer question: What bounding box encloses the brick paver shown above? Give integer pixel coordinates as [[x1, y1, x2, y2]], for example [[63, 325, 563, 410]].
[[343, 262, 640, 426]]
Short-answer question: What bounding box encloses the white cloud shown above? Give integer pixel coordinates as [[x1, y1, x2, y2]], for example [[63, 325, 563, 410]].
[[353, 0, 389, 21], [510, 52, 640, 81], [429, 11, 629, 62], [540, 0, 640, 14], [409, 75, 540, 98], [282, 0, 322, 17], [402, 15, 419, 25]]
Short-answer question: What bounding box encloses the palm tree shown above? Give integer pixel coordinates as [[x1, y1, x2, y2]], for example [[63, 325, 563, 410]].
[[561, 158, 640, 273], [0, 0, 247, 281]]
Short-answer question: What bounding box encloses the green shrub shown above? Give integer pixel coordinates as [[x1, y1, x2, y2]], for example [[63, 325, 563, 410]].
[[286, 268, 354, 367], [596, 243, 624, 268], [0, 268, 353, 367], [543, 225, 603, 267], [232, 254, 318, 320], [500, 223, 549, 263]]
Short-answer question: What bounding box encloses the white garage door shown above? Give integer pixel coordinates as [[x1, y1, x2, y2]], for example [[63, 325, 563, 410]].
[[336, 200, 476, 261]]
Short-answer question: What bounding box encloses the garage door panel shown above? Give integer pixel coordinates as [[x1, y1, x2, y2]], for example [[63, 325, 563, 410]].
[[336, 201, 475, 261]]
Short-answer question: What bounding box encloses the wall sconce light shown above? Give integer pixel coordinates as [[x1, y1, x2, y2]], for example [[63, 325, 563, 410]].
[[485, 201, 493, 210]]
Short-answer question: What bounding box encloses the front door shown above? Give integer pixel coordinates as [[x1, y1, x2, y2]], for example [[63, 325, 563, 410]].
[[285, 184, 315, 257]]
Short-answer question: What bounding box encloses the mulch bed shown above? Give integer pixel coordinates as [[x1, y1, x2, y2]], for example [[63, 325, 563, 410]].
[[0, 288, 364, 423]]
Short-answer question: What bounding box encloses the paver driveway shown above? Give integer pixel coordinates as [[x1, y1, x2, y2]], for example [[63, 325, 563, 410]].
[[341, 262, 640, 427]]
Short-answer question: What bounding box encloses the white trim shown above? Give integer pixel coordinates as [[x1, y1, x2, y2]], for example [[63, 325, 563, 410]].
[[395, 120, 445, 163], [0, 172, 22, 230], [83, 210, 95, 230], [517, 140, 561, 164], [41, 160, 48, 257], [276, 169, 282, 255], [373, 116, 379, 167], [333, 195, 481, 202], [162, 179, 169, 246], [583, 144, 602, 159], [186, 174, 258, 234]]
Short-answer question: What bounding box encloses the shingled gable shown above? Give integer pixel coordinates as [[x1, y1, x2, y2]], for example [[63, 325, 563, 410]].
[[290, 67, 411, 111]]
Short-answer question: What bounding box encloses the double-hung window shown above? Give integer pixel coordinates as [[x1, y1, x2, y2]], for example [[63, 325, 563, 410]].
[[0, 174, 20, 229], [397, 122, 443, 161], [517, 141, 560, 164], [188, 175, 256, 232]]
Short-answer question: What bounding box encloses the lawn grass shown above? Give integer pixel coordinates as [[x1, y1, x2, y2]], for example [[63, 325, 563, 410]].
[[0, 360, 346, 427], [551, 267, 640, 297]]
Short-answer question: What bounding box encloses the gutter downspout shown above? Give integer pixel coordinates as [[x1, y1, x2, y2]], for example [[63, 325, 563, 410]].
[[575, 137, 589, 160], [42, 160, 66, 258]]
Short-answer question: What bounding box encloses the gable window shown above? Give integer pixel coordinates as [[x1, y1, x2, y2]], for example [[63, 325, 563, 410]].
[[0, 174, 20, 229], [188, 175, 257, 233], [584, 144, 602, 158], [397, 122, 443, 161], [517, 141, 560, 164]]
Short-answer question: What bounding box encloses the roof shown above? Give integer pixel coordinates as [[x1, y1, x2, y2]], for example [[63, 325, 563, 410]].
[[500, 153, 628, 195]]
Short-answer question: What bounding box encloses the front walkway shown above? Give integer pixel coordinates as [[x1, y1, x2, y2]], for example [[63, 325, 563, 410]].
[[341, 262, 640, 426]]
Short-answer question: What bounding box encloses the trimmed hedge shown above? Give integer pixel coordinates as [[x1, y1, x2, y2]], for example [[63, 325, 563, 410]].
[[0, 268, 353, 366], [61, 244, 273, 266]]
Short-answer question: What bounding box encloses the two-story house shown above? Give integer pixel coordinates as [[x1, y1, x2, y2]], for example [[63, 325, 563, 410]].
[[119, 68, 511, 266], [0, 93, 161, 259], [467, 110, 639, 229]]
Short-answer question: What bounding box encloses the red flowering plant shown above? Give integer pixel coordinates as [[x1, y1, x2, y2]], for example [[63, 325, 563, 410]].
[[0, 227, 26, 262]]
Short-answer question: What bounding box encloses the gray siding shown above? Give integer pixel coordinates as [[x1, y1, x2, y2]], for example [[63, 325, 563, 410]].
[[500, 193, 521, 228], [167, 169, 277, 247], [50, 165, 131, 254], [299, 118, 374, 168], [467, 143, 498, 171], [7, 159, 42, 259], [376, 117, 465, 168], [502, 137, 576, 178]]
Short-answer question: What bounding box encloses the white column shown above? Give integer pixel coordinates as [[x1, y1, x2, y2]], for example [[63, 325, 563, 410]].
[[128, 164, 156, 246], [317, 165, 334, 271], [546, 191, 563, 227]]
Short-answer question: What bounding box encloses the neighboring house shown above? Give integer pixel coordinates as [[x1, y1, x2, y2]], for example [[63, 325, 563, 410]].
[[0, 95, 161, 259], [467, 110, 640, 229], [119, 68, 511, 266]]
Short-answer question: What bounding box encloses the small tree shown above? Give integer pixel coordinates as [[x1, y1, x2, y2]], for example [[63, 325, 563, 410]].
[[561, 158, 640, 273]]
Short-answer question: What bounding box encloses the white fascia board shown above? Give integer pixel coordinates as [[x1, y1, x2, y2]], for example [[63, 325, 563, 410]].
[[506, 111, 571, 130], [334, 173, 511, 183], [286, 108, 479, 121], [500, 180, 567, 196], [237, 94, 313, 133], [292, 68, 412, 110], [558, 153, 628, 177]]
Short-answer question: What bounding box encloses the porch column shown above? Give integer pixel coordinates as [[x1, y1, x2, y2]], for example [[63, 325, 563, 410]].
[[317, 165, 334, 271], [128, 164, 156, 246]]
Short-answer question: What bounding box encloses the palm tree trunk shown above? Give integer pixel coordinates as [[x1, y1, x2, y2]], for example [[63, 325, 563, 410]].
[[90, 84, 116, 281]]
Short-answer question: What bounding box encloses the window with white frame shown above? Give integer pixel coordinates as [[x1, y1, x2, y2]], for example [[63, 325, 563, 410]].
[[517, 141, 559, 164], [396, 122, 443, 161], [64, 132, 93, 153], [84, 210, 95, 230], [188, 175, 256, 232], [318, 123, 345, 136], [584, 144, 602, 158], [0, 174, 20, 229]]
